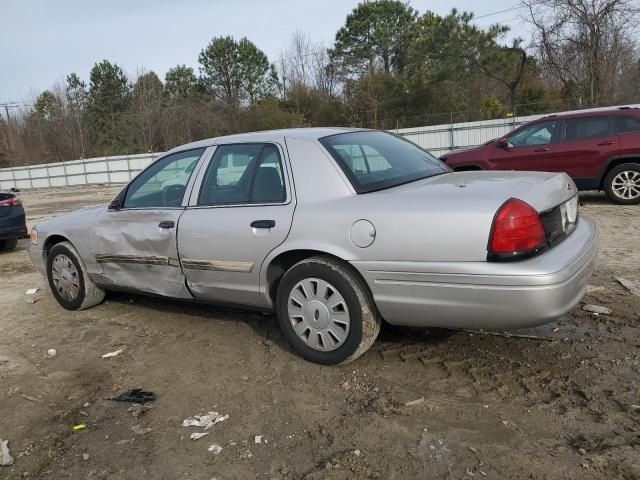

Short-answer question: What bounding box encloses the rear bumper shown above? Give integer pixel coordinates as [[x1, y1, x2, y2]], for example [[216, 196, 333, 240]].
[[351, 216, 598, 330], [0, 208, 28, 240]]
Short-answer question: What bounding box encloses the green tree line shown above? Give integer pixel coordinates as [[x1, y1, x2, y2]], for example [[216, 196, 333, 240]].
[[1, 0, 638, 167]]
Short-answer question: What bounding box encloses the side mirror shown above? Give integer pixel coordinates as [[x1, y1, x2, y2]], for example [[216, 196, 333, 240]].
[[109, 196, 123, 211], [496, 138, 510, 149]]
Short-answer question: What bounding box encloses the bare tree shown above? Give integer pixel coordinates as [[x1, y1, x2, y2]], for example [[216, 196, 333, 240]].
[[521, 0, 640, 106]]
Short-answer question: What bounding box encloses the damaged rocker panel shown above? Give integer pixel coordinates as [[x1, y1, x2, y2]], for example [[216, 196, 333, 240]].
[[95, 254, 180, 267], [181, 259, 255, 273]]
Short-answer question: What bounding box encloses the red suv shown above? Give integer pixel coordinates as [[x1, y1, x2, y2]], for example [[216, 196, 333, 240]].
[[441, 107, 640, 204]]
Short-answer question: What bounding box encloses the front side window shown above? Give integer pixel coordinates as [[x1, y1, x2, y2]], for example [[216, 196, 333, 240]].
[[198, 143, 286, 205], [124, 148, 205, 208], [562, 116, 614, 141], [614, 115, 640, 134], [508, 120, 558, 147], [320, 131, 448, 193]]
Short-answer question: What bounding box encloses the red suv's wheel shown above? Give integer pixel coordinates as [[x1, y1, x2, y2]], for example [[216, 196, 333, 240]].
[[604, 163, 640, 205]]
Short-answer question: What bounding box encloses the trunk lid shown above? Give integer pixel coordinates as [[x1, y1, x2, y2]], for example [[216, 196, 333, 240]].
[[354, 170, 579, 262], [390, 170, 577, 213]]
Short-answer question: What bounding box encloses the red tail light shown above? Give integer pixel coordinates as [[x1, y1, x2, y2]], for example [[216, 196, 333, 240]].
[[0, 196, 21, 207], [488, 198, 547, 260]]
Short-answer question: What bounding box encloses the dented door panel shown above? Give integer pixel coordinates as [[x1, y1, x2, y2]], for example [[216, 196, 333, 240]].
[[91, 208, 191, 298]]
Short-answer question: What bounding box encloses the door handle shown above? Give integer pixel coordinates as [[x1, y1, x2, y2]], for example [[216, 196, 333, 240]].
[[533, 147, 550, 152], [597, 140, 615, 146], [251, 220, 275, 229], [158, 220, 175, 229]]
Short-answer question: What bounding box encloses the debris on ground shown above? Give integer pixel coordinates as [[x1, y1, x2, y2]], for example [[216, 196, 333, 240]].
[[47, 349, 56, 358], [128, 403, 152, 418], [110, 388, 156, 404], [183, 412, 228, 429], [19, 394, 43, 404], [82, 453, 90, 461], [615, 277, 640, 296], [0, 439, 13, 466], [405, 397, 425, 407], [254, 435, 263, 444], [24, 288, 39, 304], [101, 349, 124, 359], [455, 329, 554, 341], [208, 444, 223, 455], [190, 432, 209, 441], [131, 425, 151, 435], [583, 304, 612, 315], [72, 424, 86, 431]]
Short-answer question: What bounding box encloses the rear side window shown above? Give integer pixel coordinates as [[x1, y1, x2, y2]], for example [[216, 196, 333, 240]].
[[198, 144, 286, 205], [562, 116, 614, 141], [614, 115, 640, 134], [320, 131, 447, 193]]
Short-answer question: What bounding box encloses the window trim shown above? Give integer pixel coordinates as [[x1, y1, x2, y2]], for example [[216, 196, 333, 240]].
[[558, 115, 616, 143], [319, 130, 449, 194], [111, 147, 209, 212], [188, 141, 292, 209]]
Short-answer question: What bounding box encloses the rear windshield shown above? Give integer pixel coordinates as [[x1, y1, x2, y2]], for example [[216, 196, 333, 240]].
[[320, 131, 448, 193]]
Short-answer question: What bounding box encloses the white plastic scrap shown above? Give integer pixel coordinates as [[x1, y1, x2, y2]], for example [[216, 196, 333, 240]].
[[25, 288, 39, 304], [254, 435, 263, 444], [190, 432, 209, 441], [101, 349, 123, 359], [208, 443, 223, 455], [0, 439, 13, 467], [182, 412, 228, 430], [583, 304, 612, 315], [47, 349, 57, 358]]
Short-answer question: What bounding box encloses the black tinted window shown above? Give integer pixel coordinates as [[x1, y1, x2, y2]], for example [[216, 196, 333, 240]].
[[198, 144, 286, 205], [563, 117, 614, 141], [320, 131, 448, 193], [614, 115, 640, 134]]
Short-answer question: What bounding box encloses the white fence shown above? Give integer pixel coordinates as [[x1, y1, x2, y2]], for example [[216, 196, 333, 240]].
[[1, 105, 635, 190], [0, 153, 159, 190], [393, 113, 543, 156]]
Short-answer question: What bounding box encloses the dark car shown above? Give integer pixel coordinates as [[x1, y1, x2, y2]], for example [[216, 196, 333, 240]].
[[441, 107, 640, 204], [0, 191, 28, 251]]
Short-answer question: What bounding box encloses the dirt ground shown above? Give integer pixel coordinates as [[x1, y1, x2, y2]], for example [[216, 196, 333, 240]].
[[1, 185, 639, 480]]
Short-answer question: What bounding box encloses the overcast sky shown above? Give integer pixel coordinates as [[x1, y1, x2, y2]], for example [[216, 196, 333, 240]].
[[0, 0, 528, 103]]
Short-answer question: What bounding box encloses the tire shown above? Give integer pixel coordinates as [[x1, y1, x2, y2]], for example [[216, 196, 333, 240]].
[[276, 256, 381, 365], [0, 238, 18, 251], [47, 241, 105, 311], [603, 163, 640, 205]]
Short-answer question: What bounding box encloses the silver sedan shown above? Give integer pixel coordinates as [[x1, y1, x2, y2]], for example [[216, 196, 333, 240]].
[[29, 128, 598, 365]]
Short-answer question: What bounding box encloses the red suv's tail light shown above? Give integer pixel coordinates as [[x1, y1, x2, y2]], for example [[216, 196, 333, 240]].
[[0, 196, 21, 207], [488, 198, 547, 261]]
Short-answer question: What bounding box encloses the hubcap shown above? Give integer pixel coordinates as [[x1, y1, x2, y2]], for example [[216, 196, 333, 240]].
[[51, 254, 80, 302], [287, 278, 350, 352], [612, 170, 640, 200]]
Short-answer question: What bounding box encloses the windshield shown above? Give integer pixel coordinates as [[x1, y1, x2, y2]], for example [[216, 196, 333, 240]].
[[320, 131, 449, 193]]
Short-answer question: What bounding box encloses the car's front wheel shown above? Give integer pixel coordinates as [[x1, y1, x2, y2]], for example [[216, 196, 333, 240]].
[[604, 163, 640, 205], [276, 256, 381, 365], [47, 241, 105, 310]]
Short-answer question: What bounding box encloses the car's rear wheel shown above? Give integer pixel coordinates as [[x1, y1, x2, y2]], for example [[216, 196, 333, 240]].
[[47, 241, 105, 310], [276, 256, 381, 365], [604, 163, 640, 205], [0, 238, 18, 251]]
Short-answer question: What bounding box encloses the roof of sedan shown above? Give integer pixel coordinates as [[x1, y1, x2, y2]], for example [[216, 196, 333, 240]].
[[168, 127, 367, 153]]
